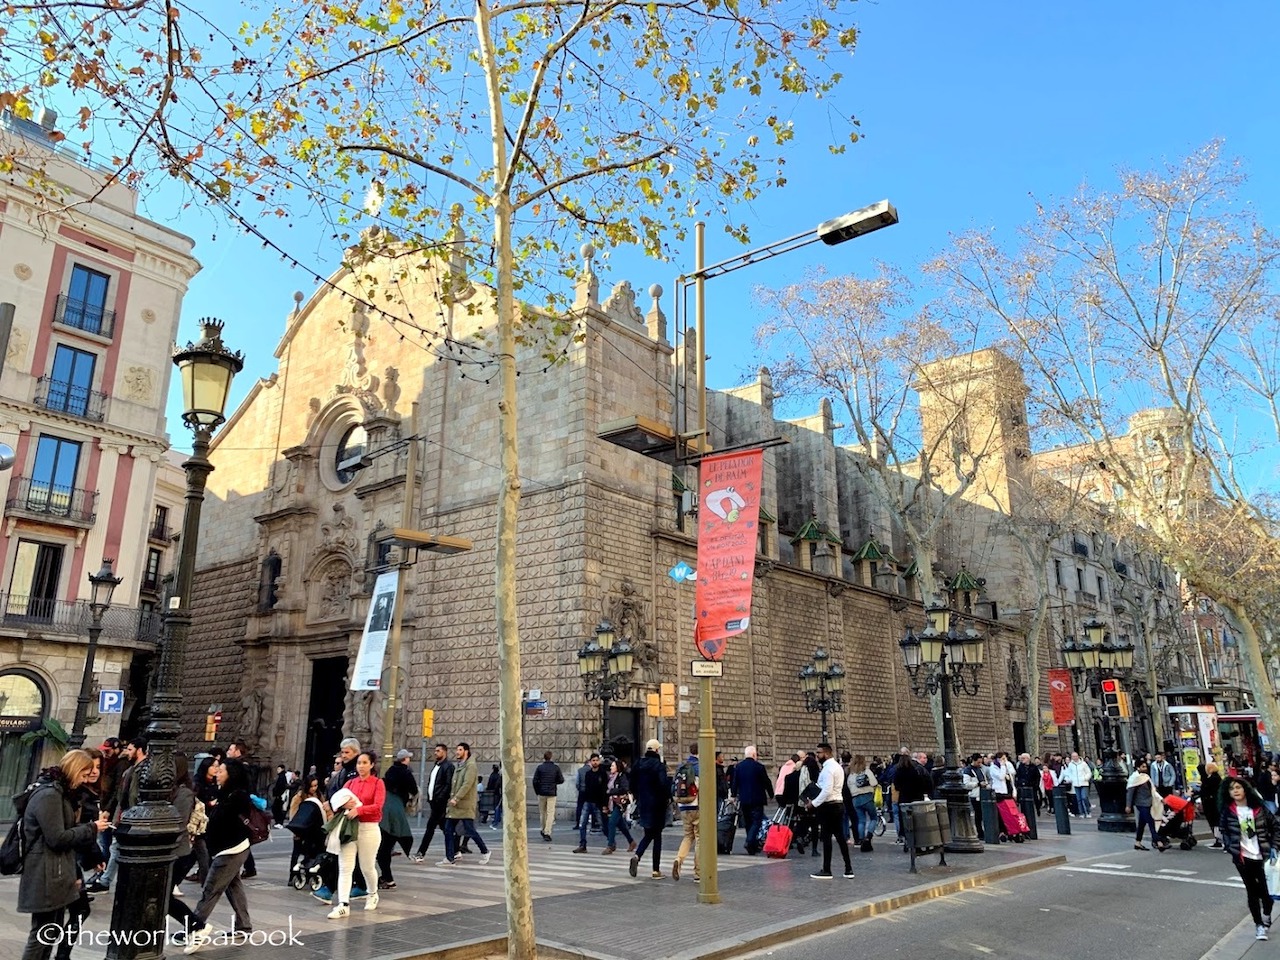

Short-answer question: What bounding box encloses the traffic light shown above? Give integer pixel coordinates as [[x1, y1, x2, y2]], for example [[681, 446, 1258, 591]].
[[1100, 678, 1129, 718]]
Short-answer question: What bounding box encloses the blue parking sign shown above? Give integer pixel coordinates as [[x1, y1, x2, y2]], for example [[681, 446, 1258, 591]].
[[98, 689, 124, 714]]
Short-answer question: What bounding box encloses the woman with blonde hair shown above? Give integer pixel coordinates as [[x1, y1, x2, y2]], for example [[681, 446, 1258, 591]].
[[16, 750, 111, 960], [847, 755, 879, 853]]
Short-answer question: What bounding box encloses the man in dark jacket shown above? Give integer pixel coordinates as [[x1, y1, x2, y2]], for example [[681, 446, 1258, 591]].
[[1015, 753, 1043, 813], [532, 752, 565, 842], [573, 753, 609, 853], [628, 740, 672, 879], [731, 745, 773, 855], [87, 737, 146, 893], [413, 743, 455, 860]]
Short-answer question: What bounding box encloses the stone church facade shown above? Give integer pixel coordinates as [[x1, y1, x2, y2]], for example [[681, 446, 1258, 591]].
[[179, 243, 1139, 780]]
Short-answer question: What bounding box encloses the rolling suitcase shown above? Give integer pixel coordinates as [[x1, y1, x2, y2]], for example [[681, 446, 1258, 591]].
[[717, 798, 738, 855], [996, 797, 1029, 841], [763, 806, 793, 859]]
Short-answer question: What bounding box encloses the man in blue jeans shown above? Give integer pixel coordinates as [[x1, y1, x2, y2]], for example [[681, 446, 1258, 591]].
[[572, 753, 608, 853]]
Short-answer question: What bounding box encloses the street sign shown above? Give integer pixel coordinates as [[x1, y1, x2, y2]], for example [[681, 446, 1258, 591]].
[[691, 661, 723, 678], [668, 561, 696, 584], [421, 708, 435, 738], [98, 689, 124, 714], [678, 699, 692, 714], [524, 699, 549, 719], [527, 688, 542, 701]]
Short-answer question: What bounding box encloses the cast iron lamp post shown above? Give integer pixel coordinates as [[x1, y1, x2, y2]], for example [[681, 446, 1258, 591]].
[[798, 648, 845, 742], [69, 558, 122, 749], [898, 599, 986, 853], [1060, 617, 1136, 833], [108, 318, 242, 959], [577, 620, 636, 755]]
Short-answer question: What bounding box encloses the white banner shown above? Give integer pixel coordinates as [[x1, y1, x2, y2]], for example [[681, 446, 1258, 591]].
[[351, 569, 399, 690]]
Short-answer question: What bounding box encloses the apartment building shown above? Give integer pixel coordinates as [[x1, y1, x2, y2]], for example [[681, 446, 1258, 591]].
[[0, 109, 199, 812]]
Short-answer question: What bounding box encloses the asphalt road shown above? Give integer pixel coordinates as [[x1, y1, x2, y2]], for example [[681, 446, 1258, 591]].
[[743, 844, 1249, 960]]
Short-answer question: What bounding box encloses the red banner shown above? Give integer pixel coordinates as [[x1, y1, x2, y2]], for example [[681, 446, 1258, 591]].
[[694, 450, 763, 661], [1048, 668, 1076, 726]]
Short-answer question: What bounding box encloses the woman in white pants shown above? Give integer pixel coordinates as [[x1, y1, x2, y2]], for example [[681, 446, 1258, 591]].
[[329, 752, 386, 919]]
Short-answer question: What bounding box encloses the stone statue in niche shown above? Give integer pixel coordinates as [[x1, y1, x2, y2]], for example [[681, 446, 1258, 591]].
[[605, 578, 657, 686], [242, 688, 266, 746], [1004, 652, 1028, 711], [351, 690, 374, 742], [317, 562, 352, 619], [382, 366, 401, 415]]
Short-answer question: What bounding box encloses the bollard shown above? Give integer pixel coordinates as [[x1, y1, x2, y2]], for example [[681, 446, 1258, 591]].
[[1018, 785, 1039, 840], [980, 786, 1001, 843], [1053, 783, 1072, 835]]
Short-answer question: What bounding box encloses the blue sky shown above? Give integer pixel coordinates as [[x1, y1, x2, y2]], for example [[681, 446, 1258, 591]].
[[149, 1, 1280, 451]]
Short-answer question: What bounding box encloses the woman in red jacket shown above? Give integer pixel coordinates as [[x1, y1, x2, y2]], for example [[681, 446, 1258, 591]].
[[328, 752, 385, 919]]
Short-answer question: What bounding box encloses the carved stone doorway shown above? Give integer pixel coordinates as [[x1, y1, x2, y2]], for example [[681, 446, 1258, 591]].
[[305, 655, 349, 774]]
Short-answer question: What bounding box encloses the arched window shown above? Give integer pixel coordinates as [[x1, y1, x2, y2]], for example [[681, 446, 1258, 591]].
[[0, 669, 46, 724], [0, 669, 48, 820]]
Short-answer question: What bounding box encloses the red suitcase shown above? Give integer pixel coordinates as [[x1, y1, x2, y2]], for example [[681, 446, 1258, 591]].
[[764, 822, 793, 858], [996, 797, 1029, 838]]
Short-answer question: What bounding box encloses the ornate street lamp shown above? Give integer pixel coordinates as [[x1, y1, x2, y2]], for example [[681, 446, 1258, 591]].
[[69, 558, 122, 748], [578, 619, 636, 754], [898, 598, 986, 854], [109, 319, 241, 959], [798, 648, 845, 742], [1058, 618, 1138, 834]]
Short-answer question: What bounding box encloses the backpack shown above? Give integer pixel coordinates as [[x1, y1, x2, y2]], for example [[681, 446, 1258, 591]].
[[187, 798, 208, 838], [673, 762, 698, 804], [0, 783, 41, 876]]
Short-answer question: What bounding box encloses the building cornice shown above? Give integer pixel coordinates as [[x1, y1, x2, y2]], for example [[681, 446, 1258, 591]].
[[0, 399, 171, 453]]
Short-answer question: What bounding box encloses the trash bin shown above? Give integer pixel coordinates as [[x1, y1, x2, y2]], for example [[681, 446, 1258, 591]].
[[902, 800, 951, 873]]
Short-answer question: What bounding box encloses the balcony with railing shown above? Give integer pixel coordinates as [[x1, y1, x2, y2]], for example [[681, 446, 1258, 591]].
[[33, 376, 108, 422], [1, 593, 162, 643], [4, 476, 98, 526], [148, 521, 172, 543], [53, 293, 115, 339]]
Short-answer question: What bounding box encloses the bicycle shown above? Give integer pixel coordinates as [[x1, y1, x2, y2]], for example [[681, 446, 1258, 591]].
[[873, 807, 888, 837]]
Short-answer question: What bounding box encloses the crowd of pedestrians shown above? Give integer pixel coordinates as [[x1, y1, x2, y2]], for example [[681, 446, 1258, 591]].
[[13, 735, 1277, 958]]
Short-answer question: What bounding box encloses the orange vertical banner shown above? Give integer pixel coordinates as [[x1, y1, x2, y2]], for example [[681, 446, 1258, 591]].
[[694, 450, 763, 661], [1048, 668, 1076, 726]]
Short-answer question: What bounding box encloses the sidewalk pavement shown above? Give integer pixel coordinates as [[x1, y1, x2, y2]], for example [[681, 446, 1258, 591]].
[[0, 815, 1088, 960]]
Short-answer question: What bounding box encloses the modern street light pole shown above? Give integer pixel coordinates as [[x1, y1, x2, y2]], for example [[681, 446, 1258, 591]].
[[677, 201, 898, 907], [899, 600, 986, 854], [798, 648, 845, 743], [578, 620, 636, 754], [108, 318, 242, 960], [69, 559, 122, 749]]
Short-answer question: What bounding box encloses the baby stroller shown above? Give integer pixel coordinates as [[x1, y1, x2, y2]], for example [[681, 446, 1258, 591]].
[[1155, 793, 1198, 851], [286, 796, 331, 891]]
